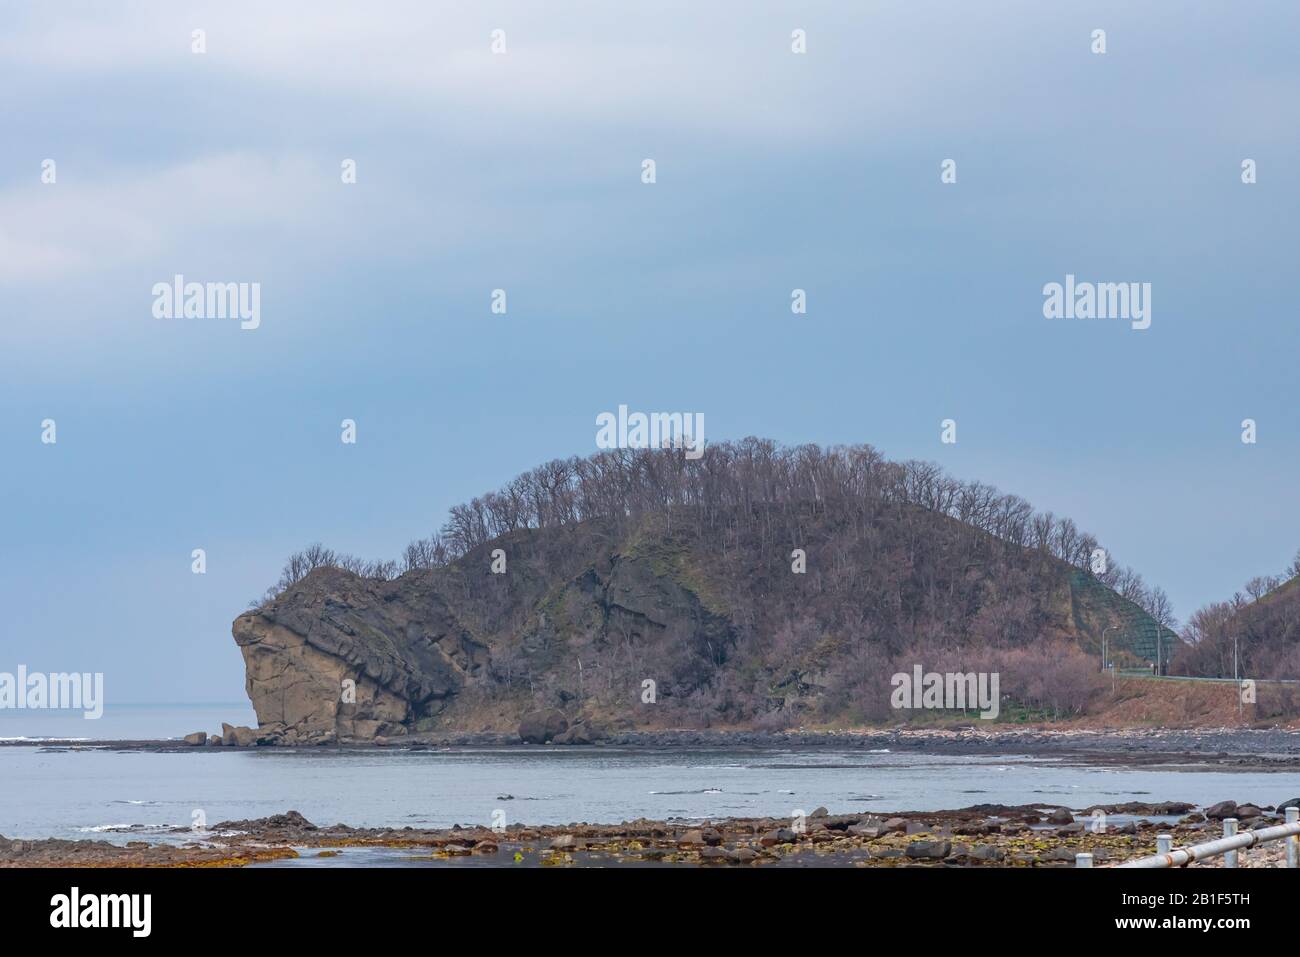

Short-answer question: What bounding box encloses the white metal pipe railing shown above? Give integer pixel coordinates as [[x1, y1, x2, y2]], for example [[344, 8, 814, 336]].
[[1224, 818, 1239, 868], [1103, 807, 1300, 868]]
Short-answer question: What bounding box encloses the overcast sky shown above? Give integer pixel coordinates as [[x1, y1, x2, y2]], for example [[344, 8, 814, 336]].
[[2, 1, 1297, 703]]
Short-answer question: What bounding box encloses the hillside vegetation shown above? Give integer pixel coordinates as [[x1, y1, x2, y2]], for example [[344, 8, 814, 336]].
[[1176, 553, 1300, 686], [237, 441, 1184, 738]]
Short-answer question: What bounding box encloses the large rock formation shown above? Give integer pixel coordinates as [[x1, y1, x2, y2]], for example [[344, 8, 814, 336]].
[[233, 443, 1174, 743], [233, 567, 490, 744], [234, 520, 1164, 744]]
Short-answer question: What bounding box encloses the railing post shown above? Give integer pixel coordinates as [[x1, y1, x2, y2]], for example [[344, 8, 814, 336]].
[[1076, 852, 1093, 868], [1156, 834, 1172, 855], [1287, 807, 1298, 869], [1223, 819, 1238, 868]]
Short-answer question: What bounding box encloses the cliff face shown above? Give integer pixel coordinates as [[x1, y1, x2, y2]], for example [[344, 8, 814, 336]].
[[233, 568, 490, 743], [232, 522, 734, 743], [233, 503, 1164, 744]]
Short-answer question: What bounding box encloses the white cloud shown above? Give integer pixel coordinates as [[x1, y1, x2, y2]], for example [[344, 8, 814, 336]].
[[0, 1, 934, 138], [0, 153, 332, 282]]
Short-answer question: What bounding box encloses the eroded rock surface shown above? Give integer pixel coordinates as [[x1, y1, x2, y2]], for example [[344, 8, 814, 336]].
[[233, 567, 489, 744]]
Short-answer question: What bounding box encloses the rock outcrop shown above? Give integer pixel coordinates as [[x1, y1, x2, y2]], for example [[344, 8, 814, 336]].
[[232, 567, 489, 744], [232, 445, 1172, 744], [232, 518, 738, 744], [220, 723, 260, 747]]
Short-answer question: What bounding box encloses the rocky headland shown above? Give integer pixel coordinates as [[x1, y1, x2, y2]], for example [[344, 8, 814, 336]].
[[223, 442, 1300, 746]]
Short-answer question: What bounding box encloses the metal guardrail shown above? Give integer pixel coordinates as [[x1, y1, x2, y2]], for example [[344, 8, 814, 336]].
[[1075, 807, 1299, 868], [1113, 672, 1300, 685]]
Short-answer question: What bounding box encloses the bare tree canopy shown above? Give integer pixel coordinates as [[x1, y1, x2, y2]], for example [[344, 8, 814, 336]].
[[259, 438, 1154, 608]]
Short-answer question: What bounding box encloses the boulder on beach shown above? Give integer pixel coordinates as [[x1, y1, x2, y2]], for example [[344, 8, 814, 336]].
[[552, 721, 600, 745], [848, 822, 884, 839], [1205, 800, 1237, 820], [1041, 847, 1079, 862], [517, 709, 568, 744], [758, 828, 797, 846], [221, 723, 258, 747], [905, 840, 951, 860], [182, 732, 207, 746], [700, 846, 735, 862]]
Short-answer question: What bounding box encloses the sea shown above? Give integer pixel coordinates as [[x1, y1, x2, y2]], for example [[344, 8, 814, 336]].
[[1, 704, 1295, 848]]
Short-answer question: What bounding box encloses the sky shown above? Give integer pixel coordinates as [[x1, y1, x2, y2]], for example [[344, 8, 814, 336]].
[[1, 1, 1297, 704]]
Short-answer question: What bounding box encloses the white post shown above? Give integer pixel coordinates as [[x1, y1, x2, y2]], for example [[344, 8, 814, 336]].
[[1223, 819, 1238, 867], [1156, 834, 1172, 855], [1287, 807, 1298, 869], [1076, 852, 1093, 868]]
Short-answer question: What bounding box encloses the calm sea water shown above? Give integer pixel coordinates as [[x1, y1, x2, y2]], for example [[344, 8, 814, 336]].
[[0, 702, 258, 742], [1, 705, 1295, 843]]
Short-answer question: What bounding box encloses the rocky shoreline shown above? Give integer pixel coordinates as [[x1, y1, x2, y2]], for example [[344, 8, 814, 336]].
[[4, 799, 1298, 869]]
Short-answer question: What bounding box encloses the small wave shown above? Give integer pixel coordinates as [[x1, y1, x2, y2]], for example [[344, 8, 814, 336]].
[[78, 823, 174, 833], [685, 765, 745, 771]]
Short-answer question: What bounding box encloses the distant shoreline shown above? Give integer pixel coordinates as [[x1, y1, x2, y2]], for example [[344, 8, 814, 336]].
[[5, 726, 1299, 772]]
